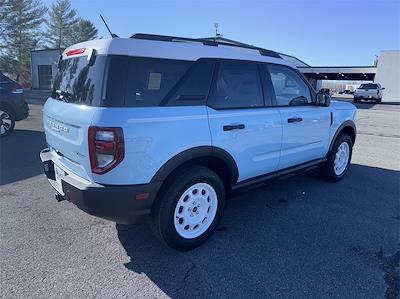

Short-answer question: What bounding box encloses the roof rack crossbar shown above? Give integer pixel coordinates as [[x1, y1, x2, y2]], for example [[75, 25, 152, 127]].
[[130, 33, 282, 59]]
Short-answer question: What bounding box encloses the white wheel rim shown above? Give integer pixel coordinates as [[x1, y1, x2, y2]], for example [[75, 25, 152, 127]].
[[0, 110, 12, 135], [174, 182, 218, 239], [334, 142, 350, 175]]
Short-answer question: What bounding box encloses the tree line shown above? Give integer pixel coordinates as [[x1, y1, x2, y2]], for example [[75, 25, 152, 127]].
[[0, 0, 98, 85]]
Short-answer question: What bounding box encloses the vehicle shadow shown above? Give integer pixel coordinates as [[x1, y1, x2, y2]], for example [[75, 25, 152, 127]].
[[333, 97, 400, 110], [116, 164, 400, 298], [354, 102, 400, 110], [0, 129, 46, 185]]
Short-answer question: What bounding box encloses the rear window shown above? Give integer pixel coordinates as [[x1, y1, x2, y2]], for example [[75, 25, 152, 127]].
[[359, 84, 379, 89], [52, 56, 106, 106], [0, 72, 14, 83], [105, 56, 192, 107]]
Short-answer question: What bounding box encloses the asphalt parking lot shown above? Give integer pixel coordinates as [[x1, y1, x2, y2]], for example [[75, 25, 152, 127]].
[[1, 98, 399, 299]]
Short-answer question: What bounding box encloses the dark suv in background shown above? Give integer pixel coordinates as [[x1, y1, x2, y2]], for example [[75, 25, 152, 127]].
[[0, 72, 29, 137]]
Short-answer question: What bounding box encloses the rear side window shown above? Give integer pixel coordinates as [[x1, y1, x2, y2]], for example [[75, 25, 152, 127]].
[[266, 64, 312, 106], [208, 60, 264, 109], [164, 59, 215, 106], [123, 57, 192, 107]]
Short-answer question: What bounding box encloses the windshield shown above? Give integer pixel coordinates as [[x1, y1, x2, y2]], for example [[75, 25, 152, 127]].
[[359, 83, 378, 89], [52, 56, 106, 106]]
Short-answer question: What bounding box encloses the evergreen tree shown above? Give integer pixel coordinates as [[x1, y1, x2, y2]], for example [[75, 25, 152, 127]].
[[68, 19, 98, 45], [45, 0, 78, 48], [0, 0, 46, 84]]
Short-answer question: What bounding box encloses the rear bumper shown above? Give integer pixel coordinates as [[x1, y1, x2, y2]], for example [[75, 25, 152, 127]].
[[354, 95, 380, 100], [40, 148, 162, 224]]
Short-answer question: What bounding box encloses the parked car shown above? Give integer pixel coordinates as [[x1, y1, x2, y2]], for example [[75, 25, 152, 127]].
[[354, 83, 385, 103], [0, 72, 29, 137], [40, 34, 357, 250], [344, 89, 354, 95]]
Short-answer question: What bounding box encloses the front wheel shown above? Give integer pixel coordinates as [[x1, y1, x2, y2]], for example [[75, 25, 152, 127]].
[[151, 166, 226, 251], [0, 107, 15, 137], [322, 133, 353, 182]]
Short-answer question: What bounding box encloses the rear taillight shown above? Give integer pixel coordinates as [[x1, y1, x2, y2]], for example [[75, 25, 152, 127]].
[[88, 127, 124, 174], [11, 84, 23, 94]]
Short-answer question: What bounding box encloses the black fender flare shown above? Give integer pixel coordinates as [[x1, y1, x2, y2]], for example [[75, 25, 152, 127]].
[[150, 146, 239, 184], [328, 120, 356, 153]]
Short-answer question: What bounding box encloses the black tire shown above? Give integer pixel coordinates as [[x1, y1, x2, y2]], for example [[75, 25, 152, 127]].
[[150, 165, 226, 251], [322, 133, 353, 182], [0, 106, 16, 137]]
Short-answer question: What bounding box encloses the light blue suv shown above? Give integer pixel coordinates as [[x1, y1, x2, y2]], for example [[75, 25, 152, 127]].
[[40, 34, 357, 250]]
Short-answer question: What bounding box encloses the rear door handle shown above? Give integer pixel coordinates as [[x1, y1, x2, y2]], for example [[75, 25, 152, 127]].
[[287, 117, 303, 123], [223, 124, 245, 131]]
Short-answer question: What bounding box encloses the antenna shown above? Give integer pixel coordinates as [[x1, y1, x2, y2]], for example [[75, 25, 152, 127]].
[[100, 14, 119, 38]]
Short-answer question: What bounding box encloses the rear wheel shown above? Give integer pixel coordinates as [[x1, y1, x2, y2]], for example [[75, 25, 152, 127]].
[[322, 133, 353, 182], [0, 107, 15, 137], [151, 166, 225, 251]]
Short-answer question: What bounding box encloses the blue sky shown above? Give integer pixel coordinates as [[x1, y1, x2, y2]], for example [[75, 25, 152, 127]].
[[43, 0, 400, 66]]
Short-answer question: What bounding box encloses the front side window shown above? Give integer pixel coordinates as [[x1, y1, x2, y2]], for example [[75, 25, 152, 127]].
[[267, 64, 312, 106], [208, 60, 264, 109]]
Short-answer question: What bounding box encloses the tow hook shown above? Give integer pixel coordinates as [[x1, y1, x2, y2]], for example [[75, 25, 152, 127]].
[[55, 193, 66, 202]]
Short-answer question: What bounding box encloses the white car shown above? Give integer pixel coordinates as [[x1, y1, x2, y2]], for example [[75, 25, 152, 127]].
[[40, 34, 357, 250], [354, 83, 385, 103]]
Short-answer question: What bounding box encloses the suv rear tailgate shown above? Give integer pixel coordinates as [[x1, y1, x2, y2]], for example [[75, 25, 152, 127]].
[[43, 98, 97, 181]]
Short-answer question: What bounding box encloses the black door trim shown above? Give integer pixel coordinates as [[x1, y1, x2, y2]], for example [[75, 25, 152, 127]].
[[232, 158, 326, 191]]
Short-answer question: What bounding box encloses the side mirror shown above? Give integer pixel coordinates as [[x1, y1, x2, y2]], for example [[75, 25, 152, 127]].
[[381, 87, 385, 90], [316, 91, 331, 107]]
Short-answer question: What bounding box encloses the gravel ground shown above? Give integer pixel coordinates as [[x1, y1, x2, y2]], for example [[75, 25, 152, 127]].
[[0, 100, 399, 299]]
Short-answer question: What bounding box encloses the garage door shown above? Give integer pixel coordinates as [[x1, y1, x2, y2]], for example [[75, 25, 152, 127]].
[[38, 65, 52, 90]]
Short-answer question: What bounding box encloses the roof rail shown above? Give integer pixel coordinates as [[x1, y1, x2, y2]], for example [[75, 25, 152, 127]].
[[130, 33, 282, 59]]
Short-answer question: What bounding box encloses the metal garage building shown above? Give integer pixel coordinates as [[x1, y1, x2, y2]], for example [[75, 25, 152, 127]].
[[373, 51, 400, 102], [30, 49, 64, 90]]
